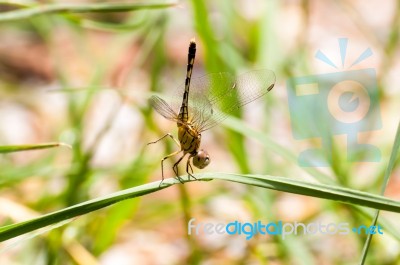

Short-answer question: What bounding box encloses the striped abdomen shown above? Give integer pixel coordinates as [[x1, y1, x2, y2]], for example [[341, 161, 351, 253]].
[[178, 38, 196, 124]]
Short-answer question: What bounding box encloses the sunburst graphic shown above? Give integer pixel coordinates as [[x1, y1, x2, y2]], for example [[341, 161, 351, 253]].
[[315, 38, 373, 69]]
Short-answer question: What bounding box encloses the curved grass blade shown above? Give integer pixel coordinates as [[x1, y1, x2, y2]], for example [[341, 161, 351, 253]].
[[0, 0, 31, 8], [224, 116, 400, 241], [0, 1, 177, 22], [1, 173, 400, 242], [0, 219, 74, 253], [208, 173, 400, 211], [0, 142, 71, 153], [63, 13, 146, 32], [0, 181, 165, 241]]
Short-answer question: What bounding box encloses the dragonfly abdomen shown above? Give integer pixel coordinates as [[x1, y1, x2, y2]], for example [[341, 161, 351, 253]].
[[178, 38, 196, 123]]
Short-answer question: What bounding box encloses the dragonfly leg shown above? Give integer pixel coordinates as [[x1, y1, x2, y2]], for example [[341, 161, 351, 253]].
[[160, 150, 181, 187], [188, 161, 194, 174], [186, 156, 198, 181], [148, 133, 180, 148], [172, 153, 186, 184]]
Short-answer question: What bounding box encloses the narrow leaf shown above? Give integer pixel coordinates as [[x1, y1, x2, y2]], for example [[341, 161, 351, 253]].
[[0, 142, 70, 153], [1, 174, 400, 242], [0, 1, 177, 22]]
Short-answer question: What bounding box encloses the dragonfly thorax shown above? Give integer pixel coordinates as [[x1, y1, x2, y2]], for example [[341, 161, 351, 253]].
[[178, 123, 210, 169], [178, 123, 201, 154]]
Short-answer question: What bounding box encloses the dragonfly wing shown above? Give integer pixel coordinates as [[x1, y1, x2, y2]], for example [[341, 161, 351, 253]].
[[149, 95, 179, 122], [149, 69, 275, 131], [185, 72, 235, 131], [188, 69, 276, 131], [149, 73, 236, 128]]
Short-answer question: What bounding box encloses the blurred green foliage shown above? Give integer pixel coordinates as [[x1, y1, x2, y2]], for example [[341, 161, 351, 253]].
[[0, 0, 399, 264]]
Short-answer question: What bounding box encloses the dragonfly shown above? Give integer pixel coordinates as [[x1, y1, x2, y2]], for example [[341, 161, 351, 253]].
[[148, 38, 275, 185]]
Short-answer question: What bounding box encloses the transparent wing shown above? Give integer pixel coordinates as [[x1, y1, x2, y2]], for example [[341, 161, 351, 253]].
[[149, 95, 179, 122], [188, 69, 275, 131], [149, 69, 276, 131], [149, 73, 234, 126]]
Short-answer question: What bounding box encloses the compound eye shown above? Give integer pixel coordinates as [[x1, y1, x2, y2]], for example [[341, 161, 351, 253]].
[[193, 149, 210, 169]]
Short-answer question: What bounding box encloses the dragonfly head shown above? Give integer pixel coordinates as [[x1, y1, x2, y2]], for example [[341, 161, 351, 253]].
[[193, 149, 210, 169]]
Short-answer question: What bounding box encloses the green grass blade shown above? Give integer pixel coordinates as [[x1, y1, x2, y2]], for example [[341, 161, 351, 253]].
[[207, 173, 400, 212], [72, 18, 145, 32], [1, 173, 400, 242], [0, 181, 163, 242], [359, 120, 400, 264], [0, 0, 32, 7], [0, 142, 70, 153], [0, 1, 177, 22]]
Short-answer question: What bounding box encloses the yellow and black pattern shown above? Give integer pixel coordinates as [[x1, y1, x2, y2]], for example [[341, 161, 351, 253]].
[[178, 38, 196, 124], [148, 37, 275, 184]]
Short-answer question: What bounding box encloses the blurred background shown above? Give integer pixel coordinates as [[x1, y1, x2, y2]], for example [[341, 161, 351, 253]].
[[0, 0, 399, 264]]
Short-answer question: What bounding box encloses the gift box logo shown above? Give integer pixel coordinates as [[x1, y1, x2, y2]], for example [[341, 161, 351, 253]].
[[287, 38, 382, 167]]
